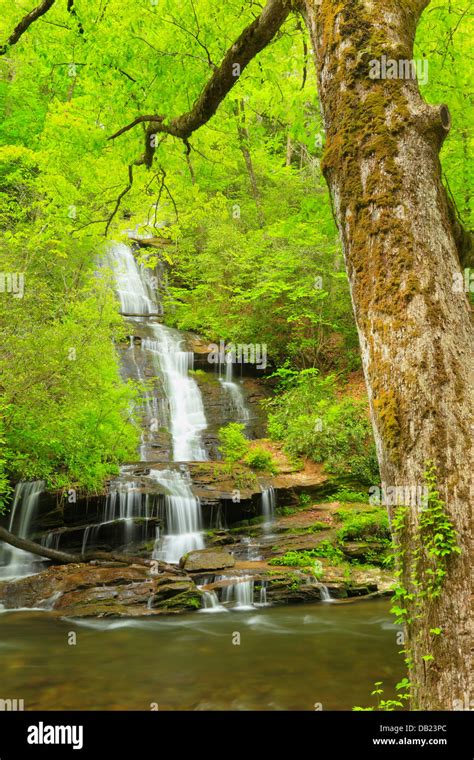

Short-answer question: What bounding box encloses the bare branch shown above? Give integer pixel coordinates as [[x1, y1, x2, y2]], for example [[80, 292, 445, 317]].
[[0, 0, 57, 55], [108, 115, 164, 141], [0, 525, 185, 575], [104, 164, 134, 236], [108, 0, 293, 155]]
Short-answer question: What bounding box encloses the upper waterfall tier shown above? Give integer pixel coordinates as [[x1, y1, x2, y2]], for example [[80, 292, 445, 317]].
[[108, 242, 208, 462]]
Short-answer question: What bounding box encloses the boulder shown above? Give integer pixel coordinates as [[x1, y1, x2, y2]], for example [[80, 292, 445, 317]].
[[180, 548, 236, 572], [149, 578, 202, 610], [0, 563, 202, 617], [340, 540, 388, 563]]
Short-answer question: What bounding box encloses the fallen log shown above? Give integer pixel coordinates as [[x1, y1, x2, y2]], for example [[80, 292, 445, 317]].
[[0, 527, 185, 576], [129, 236, 173, 249]]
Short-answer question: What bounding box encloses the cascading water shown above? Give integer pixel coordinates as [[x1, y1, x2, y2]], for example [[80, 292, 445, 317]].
[[81, 475, 154, 553], [78, 242, 209, 561], [150, 468, 204, 563], [107, 242, 157, 316], [41, 531, 62, 550], [261, 486, 276, 533], [0, 481, 45, 579], [143, 326, 208, 462], [220, 576, 255, 609], [199, 589, 228, 613], [218, 359, 250, 425]]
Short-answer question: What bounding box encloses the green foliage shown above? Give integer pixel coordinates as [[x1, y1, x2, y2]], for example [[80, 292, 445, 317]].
[[244, 446, 278, 473], [0, 148, 140, 493], [390, 463, 461, 627], [298, 492, 312, 507], [0, 398, 12, 513], [269, 540, 344, 567], [329, 488, 368, 503], [217, 423, 249, 465], [353, 680, 411, 712], [276, 506, 297, 517], [266, 371, 379, 484], [417, 462, 461, 598], [336, 508, 390, 542]]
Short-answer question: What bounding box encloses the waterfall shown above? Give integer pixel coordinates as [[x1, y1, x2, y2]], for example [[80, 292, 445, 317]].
[[150, 468, 204, 563], [41, 531, 62, 550], [0, 481, 45, 579], [199, 589, 228, 613], [241, 536, 262, 561], [305, 575, 333, 602], [108, 242, 208, 462], [261, 486, 276, 533], [105, 241, 208, 563], [218, 359, 250, 425], [317, 583, 333, 602], [220, 577, 255, 609], [107, 242, 157, 315], [143, 325, 208, 462], [80, 477, 153, 554], [258, 581, 268, 606]]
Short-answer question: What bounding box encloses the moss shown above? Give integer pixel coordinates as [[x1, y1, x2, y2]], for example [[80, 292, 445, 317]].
[[373, 389, 401, 455], [315, 0, 432, 463]]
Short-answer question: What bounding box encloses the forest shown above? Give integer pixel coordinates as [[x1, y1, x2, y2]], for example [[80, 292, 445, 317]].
[[0, 0, 472, 726]]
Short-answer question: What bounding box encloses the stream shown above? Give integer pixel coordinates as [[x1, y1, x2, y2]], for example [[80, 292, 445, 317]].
[[0, 600, 401, 710]]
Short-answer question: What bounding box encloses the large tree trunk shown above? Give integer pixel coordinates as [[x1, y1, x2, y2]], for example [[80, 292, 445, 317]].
[[303, 0, 473, 709]]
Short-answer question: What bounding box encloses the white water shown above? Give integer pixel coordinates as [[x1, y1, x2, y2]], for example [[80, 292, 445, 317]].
[[41, 531, 62, 550], [81, 478, 153, 553], [199, 589, 228, 613], [0, 481, 45, 579], [220, 577, 255, 610], [317, 583, 333, 603], [150, 468, 204, 563], [261, 486, 276, 533], [219, 359, 250, 425], [305, 575, 333, 602], [104, 242, 208, 562], [108, 242, 157, 315], [240, 536, 262, 561], [258, 582, 268, 606], [143, 326, 208, 462]]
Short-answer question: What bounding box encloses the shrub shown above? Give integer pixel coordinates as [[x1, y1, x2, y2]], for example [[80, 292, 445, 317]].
[[336, 508, 390, 542], [245, 446, 278, 473], [266, 371, 379, 485], [329, 488, 368, 503], [269, 540, 344, 567], [217, 423, 249, 465], [298, 492, 312, 507]]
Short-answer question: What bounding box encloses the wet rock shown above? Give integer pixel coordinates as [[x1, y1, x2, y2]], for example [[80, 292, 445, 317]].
[[0, 563, 202, 617], [181, 548, 236, 572], [149, 578, 202, 610], [206, 530, 235, 547], [340, 540, 389, 563]]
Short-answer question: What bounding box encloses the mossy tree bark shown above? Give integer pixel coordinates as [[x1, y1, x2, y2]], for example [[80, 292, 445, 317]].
[[303, 0, 473, 709]]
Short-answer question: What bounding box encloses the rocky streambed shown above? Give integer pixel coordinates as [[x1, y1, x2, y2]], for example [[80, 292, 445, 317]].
[[0, 490, 394, 617]]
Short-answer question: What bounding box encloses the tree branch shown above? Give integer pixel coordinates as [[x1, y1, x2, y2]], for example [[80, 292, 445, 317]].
[[0, 0, 57, 55], [108, 0, 293, 151], [0, 526, 185, 575]]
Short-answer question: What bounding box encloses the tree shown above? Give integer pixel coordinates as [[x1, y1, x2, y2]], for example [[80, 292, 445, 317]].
[[1, 0, 471, 709]]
